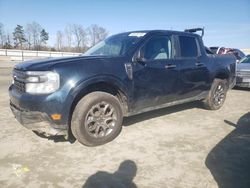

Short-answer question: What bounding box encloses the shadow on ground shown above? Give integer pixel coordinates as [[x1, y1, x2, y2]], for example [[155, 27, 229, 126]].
[[206, 112, 250, 188], [233, 86, 250, 92], [33, 131, 76, 143], [123, 101, 202, 126], [82, 160, 137, 188]]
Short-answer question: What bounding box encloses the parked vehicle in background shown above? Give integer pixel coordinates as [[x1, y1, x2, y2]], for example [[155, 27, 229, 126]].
[[210, 47, 245, 61], [209, 47, 221, 54], [9, 29, 236, 146], [236, 55, 250, 88]]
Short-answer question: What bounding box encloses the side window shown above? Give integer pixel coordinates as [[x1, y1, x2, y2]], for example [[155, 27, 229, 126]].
[[179, 36, 198, 58], [141, 36, 172, 61]]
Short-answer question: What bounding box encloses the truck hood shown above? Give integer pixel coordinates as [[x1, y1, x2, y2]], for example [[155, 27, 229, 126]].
[[14, 55, 121, 71], [237, 63, 250, 72]]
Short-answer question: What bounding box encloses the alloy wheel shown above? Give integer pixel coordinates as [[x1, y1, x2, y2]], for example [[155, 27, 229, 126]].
[[84, 101, 117, 138]]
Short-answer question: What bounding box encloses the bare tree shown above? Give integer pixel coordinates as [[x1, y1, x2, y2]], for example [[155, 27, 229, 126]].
[[25, 24, 34, 50], [0, 23, 4, 47], [56, 31, 63, 51], [25, 22, 42, 50], [88, 24, 108, 46], [64, 24, 73, 50], [3, 32, 13, 49], [72, 24, 86, 52]]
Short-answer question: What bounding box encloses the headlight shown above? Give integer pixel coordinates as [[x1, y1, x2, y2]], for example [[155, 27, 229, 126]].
[[25, 71, 60, 94]]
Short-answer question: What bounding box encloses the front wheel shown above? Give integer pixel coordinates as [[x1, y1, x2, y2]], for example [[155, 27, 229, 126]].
[[203, 79, 228, 110], [71, 92, 123, 146]]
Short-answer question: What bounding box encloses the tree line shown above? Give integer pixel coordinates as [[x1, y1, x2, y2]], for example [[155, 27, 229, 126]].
[[0, 22, 109, 52]]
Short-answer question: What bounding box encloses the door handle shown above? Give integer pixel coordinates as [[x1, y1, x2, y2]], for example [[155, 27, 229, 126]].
[[195, 62, 204, 67], [165, 64, 176, 69]]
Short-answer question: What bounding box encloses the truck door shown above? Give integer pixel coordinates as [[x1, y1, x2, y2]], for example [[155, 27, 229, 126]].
[[177, 35, 210, 99], [132, 35, 179, 111]]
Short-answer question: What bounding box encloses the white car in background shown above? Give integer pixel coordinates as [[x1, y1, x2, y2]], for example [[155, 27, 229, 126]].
[[210, 47, 246, 61]]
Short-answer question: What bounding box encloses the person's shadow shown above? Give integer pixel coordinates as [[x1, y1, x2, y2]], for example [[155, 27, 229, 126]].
[[82, 160, 137, 188], [206, 112, 250, 188]]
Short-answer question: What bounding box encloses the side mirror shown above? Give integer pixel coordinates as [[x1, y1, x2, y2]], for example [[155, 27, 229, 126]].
[[135, 57, 146, 66], [133, 51, 146, 66]]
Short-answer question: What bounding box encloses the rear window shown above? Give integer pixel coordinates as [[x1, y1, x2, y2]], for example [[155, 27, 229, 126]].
[[179, 36, 198, 58]]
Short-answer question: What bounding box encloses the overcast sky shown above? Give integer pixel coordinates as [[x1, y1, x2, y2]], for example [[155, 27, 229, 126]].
[[0, 0, 250, 48]]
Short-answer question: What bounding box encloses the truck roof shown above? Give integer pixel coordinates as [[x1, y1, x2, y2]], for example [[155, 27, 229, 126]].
[[123, 30, 200, 37]]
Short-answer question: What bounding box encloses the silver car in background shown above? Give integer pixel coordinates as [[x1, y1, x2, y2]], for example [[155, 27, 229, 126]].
[[236, 55, 250, 88]]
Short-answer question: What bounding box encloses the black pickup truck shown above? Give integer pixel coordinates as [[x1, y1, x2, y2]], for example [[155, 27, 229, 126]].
[[9, 29, 236, 146]]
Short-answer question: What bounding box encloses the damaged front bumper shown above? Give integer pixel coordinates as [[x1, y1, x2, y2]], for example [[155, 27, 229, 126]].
[[10, 102, 67, 136]]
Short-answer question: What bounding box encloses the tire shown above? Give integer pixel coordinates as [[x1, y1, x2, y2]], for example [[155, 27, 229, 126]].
[[71, 91, 123, 146], [203, 79, 228, 110]]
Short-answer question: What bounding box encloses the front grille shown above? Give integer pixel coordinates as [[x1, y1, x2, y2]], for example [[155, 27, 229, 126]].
[[14, 79, 25, 92], [13, 69, 26, 92]]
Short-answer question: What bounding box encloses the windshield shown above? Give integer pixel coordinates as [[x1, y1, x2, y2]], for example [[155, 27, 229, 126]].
[[83, 32, 146, 57], [239, 55, 250, 64]]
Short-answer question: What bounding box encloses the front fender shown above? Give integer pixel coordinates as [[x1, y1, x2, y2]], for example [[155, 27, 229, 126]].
[[71, 74, 130, 98]]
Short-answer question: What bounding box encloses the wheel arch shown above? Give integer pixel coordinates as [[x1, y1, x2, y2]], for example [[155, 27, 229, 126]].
[[214, 69, 230, 85], [71, 81, 129, 114], [67, 76, 130, 131]]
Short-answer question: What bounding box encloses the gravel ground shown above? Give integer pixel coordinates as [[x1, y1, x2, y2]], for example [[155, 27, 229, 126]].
[[0, 73, 249, 188]]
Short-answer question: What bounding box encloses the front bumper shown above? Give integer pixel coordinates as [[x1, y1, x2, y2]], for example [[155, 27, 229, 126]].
[[10, 101, 67, 136], [8, 82, 70, 136]]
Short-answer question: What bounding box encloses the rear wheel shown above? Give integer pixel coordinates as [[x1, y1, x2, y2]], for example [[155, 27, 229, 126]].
[[203, 79, 228, 110], [71, 92, 123, 146]]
